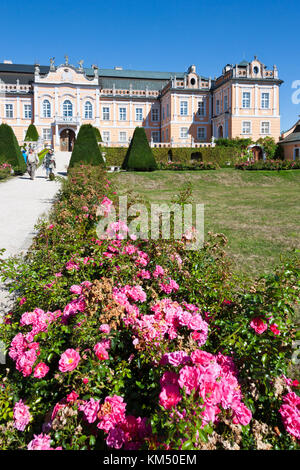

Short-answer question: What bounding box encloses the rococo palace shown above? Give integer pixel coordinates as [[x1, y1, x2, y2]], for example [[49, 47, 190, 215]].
[[0, 56, 282, 151]]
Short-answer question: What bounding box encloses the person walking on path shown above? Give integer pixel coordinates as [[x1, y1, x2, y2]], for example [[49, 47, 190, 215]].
[[43, 149, 56, 180], [22, 149, 27, 164], [27, 148, 39, 180]]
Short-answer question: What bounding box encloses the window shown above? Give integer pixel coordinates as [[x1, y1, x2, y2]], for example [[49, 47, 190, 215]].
[[294, 148, 300, 161], [42, 128, 52, 140], [198, 101, 205, 116], [24, 104, 32, 119], [180, 127, 188, 139], [152, 108, 159, 122], [242, 121, 251, 134], [216, 100, 220, 115], [261, 121, 270, 134], [84, 101, 93, 119], [102, 107, 110, 120], [5, 104, 13, 118], [162, 130, 164, 141], [151, 131, 160, 142], [261, 92, 270, 109], [197, 127, 206, 140], [162, 107, 165, 120], [119, 107, 126, 121], [42, 99, 51, 118], [167, 103, 169, 117], [166, 128, 169, 141], [63, 100, 73, 117], [224, 95, 228, 111], [135, 108, 143, 121], [242, 92, 251, 108], [180, 101, 188, 116], [103, 131, 110, 142], [119, 131, 127, 142]]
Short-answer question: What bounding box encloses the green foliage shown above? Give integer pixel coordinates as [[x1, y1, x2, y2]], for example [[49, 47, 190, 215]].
[[235, 160, 300, 170], [24, 124, 39, 142], [122, 127, 157, 171], [216, 137, 253, 150], [256, 136, 277, 159], [151, 146, 240, 167], [68, 124, 105, 169], [0, 124, 27, 173], [93, 127, 102, 142]]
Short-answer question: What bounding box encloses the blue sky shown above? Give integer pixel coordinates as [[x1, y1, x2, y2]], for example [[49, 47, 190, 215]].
[[1, 0, 299, 131]]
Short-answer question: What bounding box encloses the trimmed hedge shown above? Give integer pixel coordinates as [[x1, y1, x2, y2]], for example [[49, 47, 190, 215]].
[[24, 124, 39, 142], [68, 124, 105, 169], [122, 127, 157, 171], [103, 146, 240, 168], [94, 127, 102, 142], [0, 124, 27, 173], [157, 161, 217, 170]]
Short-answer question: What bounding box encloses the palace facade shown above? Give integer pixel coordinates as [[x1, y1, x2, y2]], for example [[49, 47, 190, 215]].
[[0, 56, 283, 151]]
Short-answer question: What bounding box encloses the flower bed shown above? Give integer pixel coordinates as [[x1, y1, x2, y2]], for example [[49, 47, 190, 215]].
[[235, 160, 300, 171], [0, 165, 299, 450], [0, 163, 12, 181], [157, 161, 217, 171]]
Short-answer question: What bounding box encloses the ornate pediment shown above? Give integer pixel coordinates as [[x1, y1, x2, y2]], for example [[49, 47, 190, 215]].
[[35, 60, 98, 85]]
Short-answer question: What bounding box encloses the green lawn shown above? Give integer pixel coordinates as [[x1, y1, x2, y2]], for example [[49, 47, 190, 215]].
[[109, 169, 300, 277]]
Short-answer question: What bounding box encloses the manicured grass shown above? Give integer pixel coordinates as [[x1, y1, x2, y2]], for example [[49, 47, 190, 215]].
[[109, 169, 300, 277]]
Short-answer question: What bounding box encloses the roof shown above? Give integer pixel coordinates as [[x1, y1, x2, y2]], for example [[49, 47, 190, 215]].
[[96, 68, 184, 80], [0, 63, 49, 74], [99, 77, 168, 91], [238, 60, 249, 66], [280, 126, 300, 144]]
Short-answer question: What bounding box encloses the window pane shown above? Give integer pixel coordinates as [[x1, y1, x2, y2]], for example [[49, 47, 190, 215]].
[[180, 101, 188, 115], [103, 107, 110, 120], [242, 92, 250, 108], [136, 108, 143, 121]]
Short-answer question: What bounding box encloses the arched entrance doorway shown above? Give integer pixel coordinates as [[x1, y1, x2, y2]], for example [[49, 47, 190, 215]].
[[218, 126, 223, 138], [249, 145, 264, 161], [60, 129, 76, 151]]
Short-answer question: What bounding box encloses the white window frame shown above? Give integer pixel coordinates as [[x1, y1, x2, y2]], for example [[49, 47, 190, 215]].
[[180, 100, 188, 116], [84, 101, 93, 119], [261, 92, 270, 109], [119, 131, 127, 142], [180, 127, 189, 139], [261, 121, 270, 135], [198, 101, 205, 116], [42, 128, 52, 140], [151, 108, 159, 122], [102, 107, 110, 120], [197, 127, 206, 141], [135, 107, 143, 121], [42, 99, 51, 118], [5, 104, 13, 118], [103, 131, 110, 143], [119, 107, 127, 121], [24, 104, 32, 119], [63, 100, 73, 117], [242, 121, 251, 135], [151, 131, 160, 142], [242, 92, 251, 109]]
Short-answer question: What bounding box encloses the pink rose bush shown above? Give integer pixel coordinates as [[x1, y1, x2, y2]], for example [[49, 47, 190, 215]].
[[1, 165, 299, 450]]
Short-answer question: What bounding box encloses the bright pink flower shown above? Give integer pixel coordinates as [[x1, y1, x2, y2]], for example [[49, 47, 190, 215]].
[[250, 317, 268, 334], [159, 383, 182, 410], [106, 427, 126, 449], [70, 285, 82, 295], [66, 391, 79, 402], [80, 398, 100, 423], [94, 343, 109, 360], [27, 433, 53, 450], [232, 401, 252, 426], [153, 265, 165, 278], [270, 323, 280, 335], [178, 366, 201, 395], [99, 324, 111, 334], [33, 362, 49, 379], [19, 297, 27, 306], [13, 400, 31, 431], [191, 350, 215, 367], [97, 395, 126, 433], [58, 349, 80, 373], [82, 377, 89, 384]]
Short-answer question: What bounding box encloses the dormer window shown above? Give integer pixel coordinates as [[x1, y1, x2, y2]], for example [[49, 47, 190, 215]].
[[190, 77, 196, 86], [253, 66, 259, 74]]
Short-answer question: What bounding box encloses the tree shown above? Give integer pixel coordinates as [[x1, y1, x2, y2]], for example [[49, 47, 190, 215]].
[[256, 136, 278, 159], [68, 124, 105, 169], [0, 124, 27, 173], [24, 124, 39, 142], [122, 127, 157, 171], [93, 127, 103, 142]]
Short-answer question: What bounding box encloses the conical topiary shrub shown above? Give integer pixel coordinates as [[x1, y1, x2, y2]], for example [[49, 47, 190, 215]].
[[0, 124, 27, 173], [24, 124, 39, 142], [94, 127, 102, 143], [68, 124, 105, 169], [122, 127, 157, 171]]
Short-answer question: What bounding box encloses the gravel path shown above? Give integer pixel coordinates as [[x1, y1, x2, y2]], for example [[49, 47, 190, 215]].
[[0, 151, 71, 315]]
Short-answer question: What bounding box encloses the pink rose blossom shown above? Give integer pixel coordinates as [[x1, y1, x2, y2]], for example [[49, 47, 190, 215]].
[[250, 317, 268, 335], [33, 362, 49, 379], [13, 400, 31, 431], [58, 349, 80, 373]]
